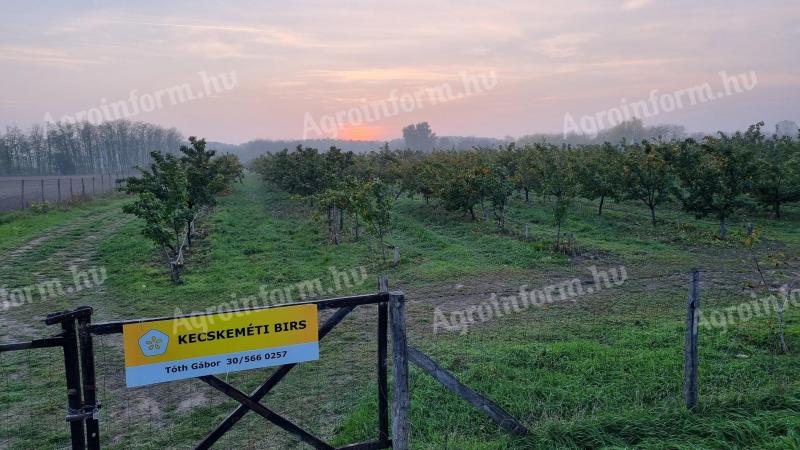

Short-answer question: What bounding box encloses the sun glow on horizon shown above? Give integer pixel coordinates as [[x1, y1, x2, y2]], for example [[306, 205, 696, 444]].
[[339, 126, 385, 141]]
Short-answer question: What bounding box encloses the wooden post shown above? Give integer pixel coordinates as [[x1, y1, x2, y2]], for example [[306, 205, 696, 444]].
[[92, 177, 95, 195], [390, 292, 410, 450], [100, 175, 104, 192], [81, 178, 86, 197], [61, 317, 87, 450], [58, 179, 62, 203], [377, 277, 389, 442], [393, 247, 401, 267], [684, 269, 700, 410], [524, 224, 529, 240], [20, 179, 25, 209], [70, 178, 74, 200], [77, 309, 101, 450], [41, 179, 45, 203]]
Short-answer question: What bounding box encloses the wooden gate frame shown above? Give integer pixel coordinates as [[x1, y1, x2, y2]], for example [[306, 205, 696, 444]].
[[0, 310, 88, 449], [2, 290, 408, 450]]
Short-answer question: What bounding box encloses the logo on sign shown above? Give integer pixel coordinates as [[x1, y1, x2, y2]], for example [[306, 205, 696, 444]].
[[138, 330, 169, 357]]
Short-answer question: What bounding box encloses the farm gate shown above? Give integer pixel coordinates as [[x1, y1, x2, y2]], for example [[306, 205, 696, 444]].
[[0, 290, 408, 450]]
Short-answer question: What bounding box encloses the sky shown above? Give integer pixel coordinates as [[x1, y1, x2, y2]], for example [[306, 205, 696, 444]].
[[0, 0, 798, 144]]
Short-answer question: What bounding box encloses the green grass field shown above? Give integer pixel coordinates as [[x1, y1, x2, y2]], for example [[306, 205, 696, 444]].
[[1, 175, 798, 449]]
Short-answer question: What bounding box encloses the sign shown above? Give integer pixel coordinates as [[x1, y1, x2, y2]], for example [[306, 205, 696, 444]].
[[123, 304, 319, 387]]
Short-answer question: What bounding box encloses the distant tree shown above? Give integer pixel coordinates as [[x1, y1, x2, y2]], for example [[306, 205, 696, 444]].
[[178, 137, 245, 245], [402, 122, 437, 152], [576, 143, 623, 215], [212, 153, 245, 189], [515, 145, 543, 203], [351, 179, 395, 263], [752, 134, 800, 218], [484, 164, 514, 231], [537, 145, 580, 250], [621, 141, 676, 226], [675, 125, 759, 238]]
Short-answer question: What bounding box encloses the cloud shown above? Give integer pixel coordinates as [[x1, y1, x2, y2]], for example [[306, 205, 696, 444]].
[[623, 0, 652, 10], [0, 45, 104, 67], [531, 33, 596, 58]]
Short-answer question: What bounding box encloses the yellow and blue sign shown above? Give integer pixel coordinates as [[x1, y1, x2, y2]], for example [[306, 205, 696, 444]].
[[123, 304, 319, 387]]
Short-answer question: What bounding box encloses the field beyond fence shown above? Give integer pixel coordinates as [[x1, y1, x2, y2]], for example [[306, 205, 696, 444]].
[[0, 175, 132, 212]]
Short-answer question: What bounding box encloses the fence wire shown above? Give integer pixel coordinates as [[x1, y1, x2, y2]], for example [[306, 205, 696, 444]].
[[0, 176, 131, 213], [0, 347, 69, 450]]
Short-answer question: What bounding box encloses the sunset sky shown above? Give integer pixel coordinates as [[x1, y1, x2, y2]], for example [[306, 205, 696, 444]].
[[1, 0, 798, 143]]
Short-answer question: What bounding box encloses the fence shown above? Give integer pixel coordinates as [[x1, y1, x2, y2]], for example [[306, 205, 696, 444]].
[[0, 175, 132, 213], [0, 288, 409, 450], [1, 268, 753, 448]]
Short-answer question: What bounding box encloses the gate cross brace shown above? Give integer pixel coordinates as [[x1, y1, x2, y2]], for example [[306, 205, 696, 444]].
[[195, 305, 356, 449], [200, 375, 334, 450]]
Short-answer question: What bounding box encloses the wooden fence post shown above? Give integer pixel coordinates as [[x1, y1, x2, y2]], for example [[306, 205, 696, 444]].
[[58, 179, 62, 203], [41, 179, 45, 203], [81, 178, 86, 197], [92, 177, 95, 195], [393, 247, 400, 267], [20, 179, 25, 209], [70, 178, 74, 200], [390, 292, 410, 450], [684, 269, 700, 410], [61, 316, 87, 450], [378, 276, 389, 442], [77, 308, 101, 450], [524, 224, 529, 240]]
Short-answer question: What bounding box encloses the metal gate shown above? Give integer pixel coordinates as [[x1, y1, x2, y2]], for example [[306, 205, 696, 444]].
[[0, 290, 407, 450]]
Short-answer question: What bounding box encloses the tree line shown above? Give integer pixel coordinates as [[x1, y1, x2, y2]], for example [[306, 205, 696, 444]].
[[254, 122, 800, 251], [0, 120, 183, 176], [123, 137, 244, 283]]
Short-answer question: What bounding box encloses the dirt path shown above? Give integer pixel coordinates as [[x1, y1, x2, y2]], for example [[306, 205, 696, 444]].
[[0, 203, 133, 341]]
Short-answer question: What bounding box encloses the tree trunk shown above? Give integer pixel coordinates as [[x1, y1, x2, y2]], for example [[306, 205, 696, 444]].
[[333, 206, 340, 245], [186, 219, 193, 247], [469, 206, 476, 221], [775, 202, 781, 219], [598, 195, 605, 216], [169, 260, 182, 284], [777, 299, 788, 353], [524, 188, 529, 203], [719, 216, 727, 240], [555, 223, 562, 250], [649, 205, 656, 226]]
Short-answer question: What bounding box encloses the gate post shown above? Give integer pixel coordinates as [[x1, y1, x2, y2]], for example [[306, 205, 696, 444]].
[[377, 277, 389, 442], [57, 313, 87, 450], [390, 292, 409, 450], [77, 307, 101, 449]]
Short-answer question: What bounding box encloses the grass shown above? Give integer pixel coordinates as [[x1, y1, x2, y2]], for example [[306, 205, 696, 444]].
[[0, 174, 798, 449]]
